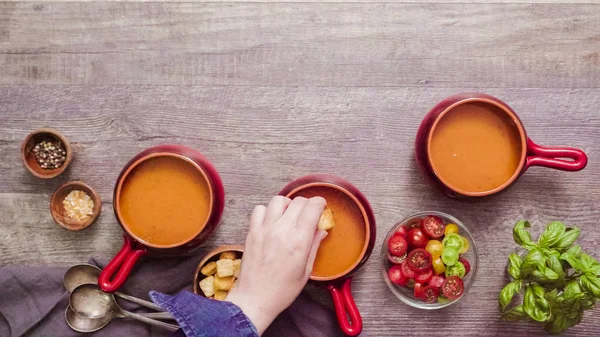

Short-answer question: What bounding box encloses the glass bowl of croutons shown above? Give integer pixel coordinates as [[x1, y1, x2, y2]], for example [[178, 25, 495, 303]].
[[194, 245, 244, 300]]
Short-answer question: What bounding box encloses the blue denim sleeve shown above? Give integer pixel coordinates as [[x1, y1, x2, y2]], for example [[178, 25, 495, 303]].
[[149, 290, 259, 337]]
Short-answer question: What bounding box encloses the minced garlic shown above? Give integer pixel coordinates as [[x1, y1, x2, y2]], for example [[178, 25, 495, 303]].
[[63, 190, 94, 221]]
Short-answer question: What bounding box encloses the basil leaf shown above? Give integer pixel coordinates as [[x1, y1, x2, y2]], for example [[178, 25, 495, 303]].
[[547, 255, 566, 287], [521, 248, 546, 277], [563, 245, 582, 258], [563, 281, 583, 298], [570, 300, 582, 314], [579, 253, 600, 275], [544, 288, 559, 303], [499, 280, 522, 311], [569, 309, 583, 325], [581, 294, 596, 309], [580, 274, 600, 298], [560, 245, 583, 271], [555, 291, 584, 310], [500, 305, 529, 321], [524, 285, 551, 322], [533, 284, 551, 310], [548, 255, 565, 276], [539, 221, 566, 248], [513, 221, 535, 249], [508, 253, 523, 280], [554, 227, 581, 251], [544, 312, 578, 335], [532, 266, 559, 283], [580, 253, 596, 268], [548, 249, 561, 259]]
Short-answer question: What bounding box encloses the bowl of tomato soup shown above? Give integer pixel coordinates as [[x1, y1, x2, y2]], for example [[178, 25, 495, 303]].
[[415, 93, 587, 198], [280, 174, 376, 337], [99, 144, 224, 293]]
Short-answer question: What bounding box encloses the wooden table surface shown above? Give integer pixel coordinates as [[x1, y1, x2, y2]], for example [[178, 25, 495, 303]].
[[1, 0, 599, 336]]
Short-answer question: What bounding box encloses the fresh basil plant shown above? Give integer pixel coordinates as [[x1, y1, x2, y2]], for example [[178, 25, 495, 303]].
[[499, 221, 600, 335]]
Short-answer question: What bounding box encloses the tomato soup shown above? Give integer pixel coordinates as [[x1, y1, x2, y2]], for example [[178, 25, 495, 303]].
[[429, 102, 524, 193], [118, 155, 212, 247], [291, 186, 367, 279]]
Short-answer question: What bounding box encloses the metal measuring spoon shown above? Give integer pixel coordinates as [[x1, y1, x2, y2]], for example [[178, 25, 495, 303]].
[[65, 307, 178, 333], [65, 306, 112, 333], [70, 284, 179, 332], [64, 264, 169, 315]]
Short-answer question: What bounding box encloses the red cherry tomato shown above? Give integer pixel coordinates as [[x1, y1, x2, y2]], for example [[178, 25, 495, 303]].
[[406, 228, 428, 248], [414, 282, 424, 298], [442, 276, 465, 300], [415, 269, 433, 284], [420, 285, 440, 303], [401, 260, 418, 279], [422, 215, 445, 239], [429, 275, 445, 288], [407, 248, 433, 273], [459, 257, 471, 275], [406, 218, 422, 229], [388, 235, 408, 256], [388, 252, 407, 265], [393, 225, 408, 238], [388, 265, 409, 286]]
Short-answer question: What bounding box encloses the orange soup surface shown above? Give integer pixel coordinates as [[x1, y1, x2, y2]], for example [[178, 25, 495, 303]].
[[291, 186, 366, 278], [118, 155, 211, 247], [429, 102, 523, 193]]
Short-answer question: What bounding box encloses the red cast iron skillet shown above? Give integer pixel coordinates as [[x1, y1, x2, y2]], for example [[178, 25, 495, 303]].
[[415, 92, 587, 198], [99, 144, 225, 293], [279, 174, 376, 337]]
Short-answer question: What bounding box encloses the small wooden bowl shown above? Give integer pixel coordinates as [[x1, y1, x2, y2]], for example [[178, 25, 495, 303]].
[[21, 128, 73, 179], [193, 245, 244, 296], [50, 181, 101, 231]]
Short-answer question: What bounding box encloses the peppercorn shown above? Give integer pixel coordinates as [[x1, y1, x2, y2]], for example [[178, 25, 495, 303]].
[[33, 139, 66, 170]]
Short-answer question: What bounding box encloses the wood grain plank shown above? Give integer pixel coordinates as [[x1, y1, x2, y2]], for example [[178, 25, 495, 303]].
[[0, 3, 598, 87], [2, 0, 600, 3], [0, 4, 13, 43]]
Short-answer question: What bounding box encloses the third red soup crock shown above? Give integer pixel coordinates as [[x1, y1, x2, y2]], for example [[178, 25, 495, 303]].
[[415, 93, 587, 198]]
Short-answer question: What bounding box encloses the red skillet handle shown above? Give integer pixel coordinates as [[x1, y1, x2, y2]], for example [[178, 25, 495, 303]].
[[98, 235, 146, 293], [326, 277, 362, 337], [525, 138, 587, 171]]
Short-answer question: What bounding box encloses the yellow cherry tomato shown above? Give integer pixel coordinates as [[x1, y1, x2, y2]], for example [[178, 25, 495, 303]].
[[445, 223, 459, 235], [432, 257, 446, 275], [459, 235, 470, 254], [426, 240, 443, 258]]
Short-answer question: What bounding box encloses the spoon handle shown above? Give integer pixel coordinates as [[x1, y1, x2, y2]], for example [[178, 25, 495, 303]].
[[117, 312, 176, 320], [122, 310, 180, 331], [115, 291, 168, 314], [140, 312, 176, 320]]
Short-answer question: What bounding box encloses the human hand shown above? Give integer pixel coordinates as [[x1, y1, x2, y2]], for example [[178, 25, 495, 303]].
[[226, 196, 328, 335]]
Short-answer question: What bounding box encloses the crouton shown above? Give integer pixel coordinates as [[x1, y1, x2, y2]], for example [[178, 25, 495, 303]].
[[216, 259, 235, 278], [214, 275, 235, 291], [219, 251, 237, 260], [318, 207, 335, 231], [214, 290, 228, 301], [199, 276, 215, 297], [200, 261, 217, 276]]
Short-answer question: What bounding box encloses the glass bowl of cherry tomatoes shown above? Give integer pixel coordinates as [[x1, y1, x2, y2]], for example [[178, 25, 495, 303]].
[[381, 211, 478, 309]]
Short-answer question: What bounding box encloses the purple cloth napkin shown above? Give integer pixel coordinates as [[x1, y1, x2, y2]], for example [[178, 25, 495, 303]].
[[0, 254, 355, 337]]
